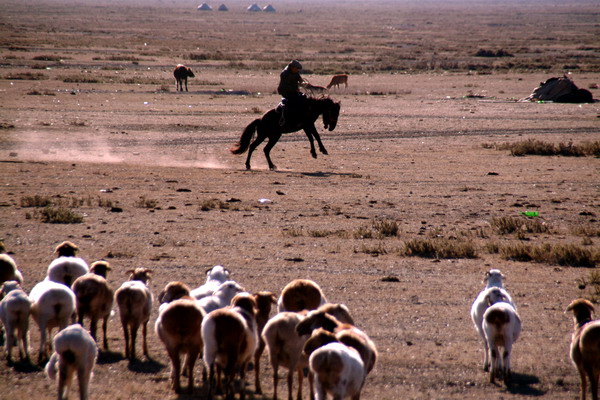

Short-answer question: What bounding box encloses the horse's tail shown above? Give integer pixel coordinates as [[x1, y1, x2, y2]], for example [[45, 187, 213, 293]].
[[230, 119, 260, 155]]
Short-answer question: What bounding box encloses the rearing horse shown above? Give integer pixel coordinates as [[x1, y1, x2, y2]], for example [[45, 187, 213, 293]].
[[230, 97, 341, 170]]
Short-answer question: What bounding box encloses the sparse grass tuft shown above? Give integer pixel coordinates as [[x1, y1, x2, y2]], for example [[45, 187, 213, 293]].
[[488, 139, 600, 157], [135, 196, 158, 209], [491, 216, 549, 235], [20, 195, 53, 208], [355, 242, 388, 256], [38, 207, 84, 224], [199, 198, 229, 211], [372, 219, 399, 237], [402, 238, 477, 259]]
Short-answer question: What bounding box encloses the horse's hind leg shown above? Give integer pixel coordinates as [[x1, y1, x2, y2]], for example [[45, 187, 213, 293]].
[[263, 133, 282, 170], [245, 131, 268, 170]]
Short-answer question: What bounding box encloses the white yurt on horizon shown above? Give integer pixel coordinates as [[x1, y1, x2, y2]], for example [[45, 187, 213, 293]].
[[197, 3, 213, 10], [263, 4, 276, 12], [218, 4, 228, 11], [247, 3, 261, 11]]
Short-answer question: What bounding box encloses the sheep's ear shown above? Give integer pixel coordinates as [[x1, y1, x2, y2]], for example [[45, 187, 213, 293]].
[[158, 290, 165, 303], [205, 267, 213, 275], [125, 269, 135, 275]]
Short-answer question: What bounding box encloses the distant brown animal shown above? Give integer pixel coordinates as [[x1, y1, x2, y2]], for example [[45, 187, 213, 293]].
[[566, 299, 600, 400], [174, 64, 195, 92], [326, 74, 348, 90]]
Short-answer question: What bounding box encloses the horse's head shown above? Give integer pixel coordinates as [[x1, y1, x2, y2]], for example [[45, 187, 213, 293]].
[[322, 99, 341, 131]]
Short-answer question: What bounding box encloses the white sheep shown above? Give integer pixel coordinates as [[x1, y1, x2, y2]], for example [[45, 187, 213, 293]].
[[262, 311, 311, 400], [45, 324, 98, 400], [304, 329, 365, 400], [190, 265, 231, 300], [470, 269, 516, 371], [566, 298, 600, 400], [30, 279, 76, 363], [114, 268, 153, 360], [277, 279, 327, 313], [0, 253, 24, 285], [482, 287, 522, 384], [296, 308, 377, 375], [155, 282, 205, 394], [71, 261, 114, 350], [202, 292, 258, 400], [198, 280, 245, 314], [0, 281, 31, 363], [47, 241, 89, 287]]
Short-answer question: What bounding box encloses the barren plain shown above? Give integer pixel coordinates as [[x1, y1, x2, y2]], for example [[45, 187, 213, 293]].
[[0, 0, 599, 399]]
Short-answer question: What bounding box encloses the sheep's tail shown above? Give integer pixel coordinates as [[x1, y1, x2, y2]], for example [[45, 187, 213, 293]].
[[230, 119, 260, 155], [45, 352, 59, 380]]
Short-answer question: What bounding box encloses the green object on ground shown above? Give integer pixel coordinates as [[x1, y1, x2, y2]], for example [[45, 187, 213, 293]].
[[522, 211, 539, 217]]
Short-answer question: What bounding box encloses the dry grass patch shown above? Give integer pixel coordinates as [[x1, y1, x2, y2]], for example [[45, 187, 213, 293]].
[[135, 196, 159, 209], [501, 242, 597, 267], [402, 238, 477, 259], [487, 139, 600, 157], [27, 207, 84, 224], [491, 216, 550, 235], [199, 198, 229, 211]]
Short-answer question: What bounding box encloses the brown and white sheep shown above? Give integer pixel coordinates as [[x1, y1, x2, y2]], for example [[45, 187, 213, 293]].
[[277, 279, 327, 313], [482, 287, 521, 385], [30, 279, 76, 363], [47, 242, 89, 287], [0, 281, 31, 363], [190, 265, 231, 300], [567, 298, 600, 400], [303, 328, 365, 400], [45, 324, 98, 400], [71, 261, 114, 351], [114, 268, 153, 360], [253, 291, 277, 395], [262, 311, 311, 400], [0, 253, 23, 285], [296, 308, 377, 375], [156, 281, 205, 394], [202, 292, 258, 400]]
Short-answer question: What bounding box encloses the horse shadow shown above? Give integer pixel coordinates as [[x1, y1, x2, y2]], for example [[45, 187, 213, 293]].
[[503, 372, 545, 396], [127, 356, 165, 373], [279, 170, 364, 179], [97, 349, 125, 365]]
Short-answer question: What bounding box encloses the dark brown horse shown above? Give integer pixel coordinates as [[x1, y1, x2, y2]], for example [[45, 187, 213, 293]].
[[230, 97, 341, 170], [173, 64, 195, 92]]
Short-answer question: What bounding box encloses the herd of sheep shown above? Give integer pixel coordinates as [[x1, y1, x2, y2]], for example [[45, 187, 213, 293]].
[[1, 242, 600, 400]]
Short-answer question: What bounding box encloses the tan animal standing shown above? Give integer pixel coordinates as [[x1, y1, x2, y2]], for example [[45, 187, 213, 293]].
[[326, 74, 348, 90], [567, 299, 600, 400]]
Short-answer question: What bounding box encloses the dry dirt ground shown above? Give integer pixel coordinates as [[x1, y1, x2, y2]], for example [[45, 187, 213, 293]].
[[1, 1, 600, 399]]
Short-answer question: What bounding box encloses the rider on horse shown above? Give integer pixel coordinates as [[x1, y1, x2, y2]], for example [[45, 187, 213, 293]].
[[277, 60, 309, 127]]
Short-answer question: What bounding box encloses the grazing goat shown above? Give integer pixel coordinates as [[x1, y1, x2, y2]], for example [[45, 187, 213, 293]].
[[47, 241, 89, 287], [198, 280, 245, 314], [326, 74, 348, 90], [277, 279, 327, 313], [71, 261, 114, 350], [174, 64, 195, 92], [296, 308, 377, 375], [0, 253, 23, 285], [30, 279, 76, 363], [262, 311, 311, 400], [115, 268, 153, 360], [190, 265, 231, 300], [156, 282, 205, 394], [567, 298, 600, 400], [202, 292, 258, 400], [471, 269, 516, 371], [253, 291, 278, 395], [482, 287, 521, 384], [45, 324, 97, 400], [304, 329, 365, 400], [0, 281, 31, 363]]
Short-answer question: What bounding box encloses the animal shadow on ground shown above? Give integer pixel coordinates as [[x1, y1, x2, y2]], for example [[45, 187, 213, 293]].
[[97, 349, 125, 365], [505, 372, 544, 396], [127, 356, 165, 373], [10, 359, 41, 373]]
